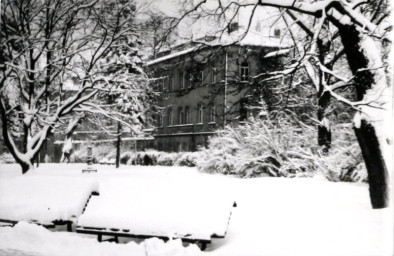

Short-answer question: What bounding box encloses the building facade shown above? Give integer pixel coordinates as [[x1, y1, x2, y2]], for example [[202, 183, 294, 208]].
[[147, 31, 289, 152]]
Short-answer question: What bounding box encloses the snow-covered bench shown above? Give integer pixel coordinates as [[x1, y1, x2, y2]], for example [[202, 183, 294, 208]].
[[76, 194, 236, 250], [0, 176, 99, 231], [82, 166, 98, 173]]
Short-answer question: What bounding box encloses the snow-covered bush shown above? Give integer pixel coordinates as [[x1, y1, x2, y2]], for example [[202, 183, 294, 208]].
[[120, 151, 133, 164], [175, 152, 201, 167], [314, 124, 367, 182], [157, 152, 179, 166], [197, 118, 316, 178], [196, 117, 367, 182], [138, 150, 161, 165], [123, 150, 177, 166], [0, 153, 16, 164], [120, 151, 183, 166], [73, 144, 115, 163]]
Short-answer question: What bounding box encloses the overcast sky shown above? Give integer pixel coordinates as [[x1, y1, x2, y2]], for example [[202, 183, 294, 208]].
[[136, 0, 286, 43]]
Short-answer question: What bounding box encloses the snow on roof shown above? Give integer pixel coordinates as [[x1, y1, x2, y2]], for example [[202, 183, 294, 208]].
[[146, 46, 200, 66], [147, 29, 292, 66], [263, 48, 291, 58]]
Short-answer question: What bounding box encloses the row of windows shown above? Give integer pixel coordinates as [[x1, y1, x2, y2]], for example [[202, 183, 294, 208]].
[[157, 104, 216, 127], [156, 63, 249, 92]]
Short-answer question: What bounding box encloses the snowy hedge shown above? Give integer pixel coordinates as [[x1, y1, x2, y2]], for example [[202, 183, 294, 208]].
[[73, 145, 115, 164], [0, 153, 15, 164], [315, 124, 367, 182], [73, 146, 199, 167], [196, 118, 316, 178], [196, 118, 367, 182]]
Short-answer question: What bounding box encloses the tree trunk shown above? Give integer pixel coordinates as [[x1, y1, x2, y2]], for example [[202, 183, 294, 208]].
[[23, 125, 29, 153], [116, 121, 121, 168], [36, 153, 40, 168], [338, 24, 390, 209], [21, 161, 31, 174], [354, 120, 389, 208], [317, 90, 331, 154]]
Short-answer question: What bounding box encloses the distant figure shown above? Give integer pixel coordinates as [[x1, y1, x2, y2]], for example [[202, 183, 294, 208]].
[[44, 154, 51, 163], [61, 137, 73, 163]]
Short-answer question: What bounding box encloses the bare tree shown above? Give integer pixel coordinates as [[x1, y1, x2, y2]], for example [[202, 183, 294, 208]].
[[0, 0, 150, 173], [170, 0, 392, 209], [60, 113, 85, 163]]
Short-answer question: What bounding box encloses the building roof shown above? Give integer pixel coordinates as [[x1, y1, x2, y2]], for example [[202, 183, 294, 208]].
[[146, 29, 292, 66], [146, 46, 201, 66]]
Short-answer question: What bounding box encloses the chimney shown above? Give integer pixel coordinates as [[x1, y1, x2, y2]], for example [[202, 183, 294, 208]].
[[228, 22, 239, 33]]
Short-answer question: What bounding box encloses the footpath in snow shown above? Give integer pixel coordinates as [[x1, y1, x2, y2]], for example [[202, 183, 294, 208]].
[[0, 163, 392, 256]]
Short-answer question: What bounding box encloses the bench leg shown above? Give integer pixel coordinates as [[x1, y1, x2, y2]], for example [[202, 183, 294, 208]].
[[67, 222, 72, 232], [200, 242, 207, 251], [114, 235, 119, 243], [98, 234, 102, 242]]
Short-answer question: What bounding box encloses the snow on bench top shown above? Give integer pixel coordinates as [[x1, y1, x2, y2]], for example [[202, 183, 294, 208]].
[[0, 222, 202, 256], [0, 175, 99, 224], [77, 177, 234, 241]]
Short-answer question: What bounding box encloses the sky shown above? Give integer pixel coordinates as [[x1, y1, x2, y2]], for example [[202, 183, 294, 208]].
[[139, 0, 285, 41]]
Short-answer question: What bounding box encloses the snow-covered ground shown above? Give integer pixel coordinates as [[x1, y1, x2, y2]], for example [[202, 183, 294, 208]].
[[0, 164, 392, 256]]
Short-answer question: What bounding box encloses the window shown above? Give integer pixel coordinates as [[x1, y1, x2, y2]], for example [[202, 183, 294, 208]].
[[164, 76, 169, 91], [197, 104, 204, 124], [178, 107, 184, 124], [179, 71, 184, 89], [161, 78, 165, 91], [200, 70, 204, 85], [240, 63, 249, 82], [168, 74, 174, 91], [210, 105, 216, 123], [185, 106, 190, 124], [212, 67, 217, 83], [167, 108, 173, 126], [186, 72, 191, 88], [228, 22, 239, 33], [157, 78, 164, 92], [157, 114, 163, 127], [274, 28, 281, 38]]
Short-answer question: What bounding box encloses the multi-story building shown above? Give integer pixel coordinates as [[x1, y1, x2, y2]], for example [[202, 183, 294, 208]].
[[147, 26, 290, 152]]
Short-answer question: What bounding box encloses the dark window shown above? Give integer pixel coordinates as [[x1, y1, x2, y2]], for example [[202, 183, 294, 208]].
[[210, 105, 216, 123], [167, 108, 173, 126], [240, 63, 249, 82], [197, 104, 204, 124], [186, 72, 192, 88], [178, 107, 184, 124], [274, 28, 281, 37], [158, 78, 164, 92], [212, 67, 217, 83], [228, 22, 239, 33], [164, 76, 169, 91], [185, 106, 190, 124], [169, 74, 174, 91], [157, 114, 163, 127], [179, 71, 184, 89]]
